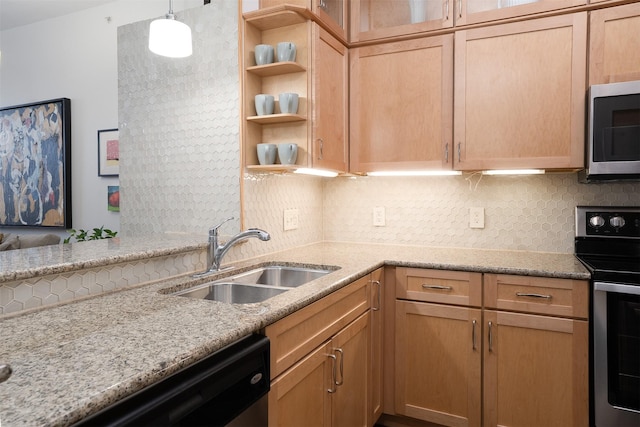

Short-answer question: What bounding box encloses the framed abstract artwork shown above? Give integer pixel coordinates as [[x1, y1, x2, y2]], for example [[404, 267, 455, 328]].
[[98, 128, 119, 177], [0, 98, 72, 228]]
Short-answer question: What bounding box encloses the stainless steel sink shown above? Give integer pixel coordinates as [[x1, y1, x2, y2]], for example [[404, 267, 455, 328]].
[[223, 265, 333, 288], [171, 264, 337, 304], [173, 282, 289, 304]]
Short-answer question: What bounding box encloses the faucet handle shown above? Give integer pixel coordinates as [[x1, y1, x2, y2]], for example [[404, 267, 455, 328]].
[[209, 217, 234, 236]]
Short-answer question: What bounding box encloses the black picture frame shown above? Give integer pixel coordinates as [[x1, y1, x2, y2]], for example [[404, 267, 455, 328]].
[[0, 98, 72, 228], [97, 128, 119, 177]]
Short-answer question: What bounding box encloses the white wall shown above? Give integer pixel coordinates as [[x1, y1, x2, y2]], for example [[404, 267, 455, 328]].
[[0, 0, 201, 237]]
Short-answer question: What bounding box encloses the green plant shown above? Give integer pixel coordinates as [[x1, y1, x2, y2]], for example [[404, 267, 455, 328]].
[[64, 226, 117, 243]]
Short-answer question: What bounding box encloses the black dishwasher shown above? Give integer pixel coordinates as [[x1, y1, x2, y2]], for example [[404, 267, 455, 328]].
[[74, 334, 269, 427]]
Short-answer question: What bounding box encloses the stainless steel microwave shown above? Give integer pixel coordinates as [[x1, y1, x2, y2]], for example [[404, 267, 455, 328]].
[[580, 80, 640, 182]]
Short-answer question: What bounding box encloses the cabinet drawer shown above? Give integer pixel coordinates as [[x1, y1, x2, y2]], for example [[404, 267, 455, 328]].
[[265, 276, 370, 378], [484, 274, 589, 319], [396, 267, 482, 307]]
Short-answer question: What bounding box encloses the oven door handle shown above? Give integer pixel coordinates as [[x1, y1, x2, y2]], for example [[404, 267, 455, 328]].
[[594, 281, 640, 296]]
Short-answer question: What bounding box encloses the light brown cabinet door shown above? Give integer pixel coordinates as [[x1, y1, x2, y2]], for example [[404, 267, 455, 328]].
[[395, 300, 482, 426], [350, 35, 454, 173], [312, 24, 349, 172], [454, 13, 587, 170], [483, 310, 589, 427], [350, 0, 453, 43], [589, 2, 640, 85], [268, 341, 332, 427], [331, 311, 371, 427]]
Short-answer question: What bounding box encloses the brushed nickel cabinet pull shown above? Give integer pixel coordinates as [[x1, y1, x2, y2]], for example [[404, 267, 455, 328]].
[[444, 0, 449, 21], [458, 0, 462, 18], [445, 142, 449, 162], [334, 348, 344, 386], [327, 354, 337, 393], [422, 284, 453, 291], [472, 319, 477, 351], [457, 142, 461, 163], [318, 138, 324, 160], [488, 321, 494, 352], [516, 292, 552, 300], [372, 280, 381, 311]]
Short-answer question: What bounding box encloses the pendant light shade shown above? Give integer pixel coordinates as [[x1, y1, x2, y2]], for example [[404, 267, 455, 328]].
[[149, 1, 192, 58]]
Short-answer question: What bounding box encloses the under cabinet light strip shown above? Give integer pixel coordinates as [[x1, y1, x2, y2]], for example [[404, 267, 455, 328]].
[[482, 169, 545, 175]]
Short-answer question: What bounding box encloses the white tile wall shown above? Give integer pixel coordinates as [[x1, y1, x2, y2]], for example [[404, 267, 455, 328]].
[[117, 1, 241, 236]]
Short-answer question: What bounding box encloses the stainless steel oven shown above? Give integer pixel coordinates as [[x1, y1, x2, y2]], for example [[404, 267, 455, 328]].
[[575, 206, 640, 427]]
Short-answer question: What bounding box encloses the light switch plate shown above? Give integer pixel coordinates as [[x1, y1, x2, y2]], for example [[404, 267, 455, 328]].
[[470, 207, 485, 229], [284, 208, 299, 231], [373, 206, 386, 226]]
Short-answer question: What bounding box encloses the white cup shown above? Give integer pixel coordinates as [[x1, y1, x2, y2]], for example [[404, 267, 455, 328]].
[[276, 42, 297, 62], [254, 44, 274, 65], [278, 143, 298, 165], [255, 94, 274, 116], [257, 143, 277, 165], [278, 93, 299, 114]]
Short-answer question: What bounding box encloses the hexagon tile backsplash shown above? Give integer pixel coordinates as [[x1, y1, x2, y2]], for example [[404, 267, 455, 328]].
[[242, 172, 640, 257]]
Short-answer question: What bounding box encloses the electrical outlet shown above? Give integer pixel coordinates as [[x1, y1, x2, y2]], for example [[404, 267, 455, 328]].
[[283, 209, 299, 231], [373, 206, 386, 226], [470, 207, 485, 229]]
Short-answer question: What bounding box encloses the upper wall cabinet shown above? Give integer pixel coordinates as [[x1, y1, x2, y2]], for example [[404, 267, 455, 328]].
[[453, 13, 587, 171], [589, 2, 640, 85], [242, 8, 348, 174], [350, 35, 454, 173], [350, 0, 453, 43], [350, 0, 587, 43], [260, 0, 348, 41], [456, 0, 586, 27]]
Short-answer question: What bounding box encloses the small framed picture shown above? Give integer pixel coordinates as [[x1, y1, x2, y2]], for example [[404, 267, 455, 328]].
[[98, 128, 119, 176], [108, 186, 120, 212]]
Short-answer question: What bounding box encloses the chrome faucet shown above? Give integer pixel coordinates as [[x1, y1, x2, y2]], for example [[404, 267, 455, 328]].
[[194, 217, 270, 276]]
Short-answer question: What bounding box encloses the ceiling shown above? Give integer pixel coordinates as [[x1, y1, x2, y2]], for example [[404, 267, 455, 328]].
[[0, 0, 115, 31]]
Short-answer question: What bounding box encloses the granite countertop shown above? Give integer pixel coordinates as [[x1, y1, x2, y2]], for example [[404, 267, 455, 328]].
[[0, 241, 590, 426]]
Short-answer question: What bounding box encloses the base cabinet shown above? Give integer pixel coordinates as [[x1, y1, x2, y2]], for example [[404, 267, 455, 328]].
[[268, 311, 370, 427], [392, 269, 589, 427], [265, 273, 376, 427]]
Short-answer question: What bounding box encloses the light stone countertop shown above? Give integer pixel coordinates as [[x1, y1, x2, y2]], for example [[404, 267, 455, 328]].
[[0, 241, 590, 427]]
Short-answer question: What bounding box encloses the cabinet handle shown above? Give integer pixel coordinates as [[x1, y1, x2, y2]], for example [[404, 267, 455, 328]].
[[443, 0, 449, 21], [372, 280, 381, 311], [458, 0, 462, 18], [334, 348, 344, 386], [318, 0, 326, 10], [327, 353, 337, 393], [488, 321, 494, 352], [318, 138, 324, 160], [445, 143, 449, 163], [472, 319, 477, 351], [457, 142, 461, 163], [515, 292, 552, 300], [422, 284, 453, 291]]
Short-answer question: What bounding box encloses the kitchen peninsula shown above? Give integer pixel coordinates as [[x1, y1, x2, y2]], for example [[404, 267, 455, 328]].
[[0, 238, 589, 426]]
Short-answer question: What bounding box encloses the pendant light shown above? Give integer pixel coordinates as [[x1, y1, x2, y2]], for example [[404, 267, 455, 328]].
[[148, 0, 193, 58]]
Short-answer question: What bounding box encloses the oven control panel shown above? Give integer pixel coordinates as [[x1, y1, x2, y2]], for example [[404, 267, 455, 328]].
[[576, 206, 640, 238]]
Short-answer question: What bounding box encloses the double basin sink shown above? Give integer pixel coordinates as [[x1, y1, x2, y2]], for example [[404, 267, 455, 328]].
[[172, 265, 336, 304]]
